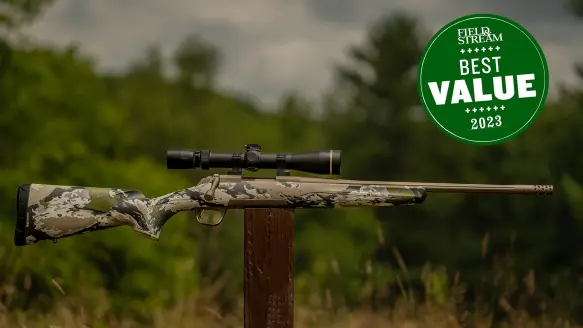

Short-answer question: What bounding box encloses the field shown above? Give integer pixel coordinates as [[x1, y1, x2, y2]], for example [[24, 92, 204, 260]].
[[1, 251, 579, 328], [2, 2, 583, 327]]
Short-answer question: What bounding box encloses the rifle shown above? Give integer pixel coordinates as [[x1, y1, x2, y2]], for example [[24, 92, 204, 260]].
[[14, 144, 553, 246]]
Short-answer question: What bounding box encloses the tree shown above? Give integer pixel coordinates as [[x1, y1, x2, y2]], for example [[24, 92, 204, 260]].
[[568, 0, 583, 17], [324, 13, 427, 181], [173, 35, 220, 89], [0, 0, 55, 28]]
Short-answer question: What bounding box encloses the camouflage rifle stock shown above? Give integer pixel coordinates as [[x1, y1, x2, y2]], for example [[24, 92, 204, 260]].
[[15, 144, 554, 246]]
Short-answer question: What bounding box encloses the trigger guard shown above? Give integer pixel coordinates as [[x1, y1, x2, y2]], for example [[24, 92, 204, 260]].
[[195, 208, 226, 226]]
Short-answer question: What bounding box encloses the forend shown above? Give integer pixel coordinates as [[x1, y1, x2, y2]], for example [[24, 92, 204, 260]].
[[166, 144, 341, 176]]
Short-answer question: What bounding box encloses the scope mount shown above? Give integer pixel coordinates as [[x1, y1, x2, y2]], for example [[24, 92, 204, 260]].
[[227, 144, 290, 176]]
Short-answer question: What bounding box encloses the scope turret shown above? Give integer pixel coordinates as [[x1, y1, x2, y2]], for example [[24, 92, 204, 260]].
[[166, 144, 341, 176]]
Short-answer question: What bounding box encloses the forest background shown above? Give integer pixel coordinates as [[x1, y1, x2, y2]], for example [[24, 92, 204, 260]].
[[2, 1, 583, 327]]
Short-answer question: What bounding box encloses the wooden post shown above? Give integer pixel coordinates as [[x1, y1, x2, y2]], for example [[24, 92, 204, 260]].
[[244, 208, 294, 328]]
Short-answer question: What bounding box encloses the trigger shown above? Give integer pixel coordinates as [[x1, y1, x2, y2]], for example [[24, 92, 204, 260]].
[[195, 208, 227, 226]]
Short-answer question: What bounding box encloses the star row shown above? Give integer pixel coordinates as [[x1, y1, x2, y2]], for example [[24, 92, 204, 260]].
[[460, 46, 500, 54], [465, 105, 505, 113]]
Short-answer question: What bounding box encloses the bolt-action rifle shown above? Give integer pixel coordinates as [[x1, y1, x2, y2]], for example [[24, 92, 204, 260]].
[[14, 144, 553, 246]]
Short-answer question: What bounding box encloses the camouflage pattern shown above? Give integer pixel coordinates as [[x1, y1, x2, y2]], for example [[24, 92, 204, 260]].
[[15, 175, 553, 246], [15, 175, 426, 245]]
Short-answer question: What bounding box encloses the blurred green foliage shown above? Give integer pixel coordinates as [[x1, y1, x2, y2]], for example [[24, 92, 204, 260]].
[[1, 3, 583, 325], [0, 0, 55, 28]]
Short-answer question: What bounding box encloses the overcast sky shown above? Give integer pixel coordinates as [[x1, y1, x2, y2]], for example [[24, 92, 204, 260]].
[[21, 0, 583, 106]]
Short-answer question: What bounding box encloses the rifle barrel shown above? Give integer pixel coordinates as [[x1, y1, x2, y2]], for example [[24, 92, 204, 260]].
[[276, 177, 554, 195], [380, 182, 553, 195]]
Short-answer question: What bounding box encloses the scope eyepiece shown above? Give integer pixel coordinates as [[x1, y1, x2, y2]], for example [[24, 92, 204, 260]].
[[166, 144, 341, 175]]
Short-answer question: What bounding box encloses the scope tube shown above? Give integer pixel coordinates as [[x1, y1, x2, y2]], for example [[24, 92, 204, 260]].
[[166, 147, 341, 175]]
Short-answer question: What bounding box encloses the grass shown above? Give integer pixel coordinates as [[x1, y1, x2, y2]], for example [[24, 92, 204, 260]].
[[2, 234, 580, 327], [0, 293, 579, 328], [1, 265, 581, 328]]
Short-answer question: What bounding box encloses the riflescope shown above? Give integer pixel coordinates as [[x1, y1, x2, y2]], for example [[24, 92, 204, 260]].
[[166, 144, 341, 175]]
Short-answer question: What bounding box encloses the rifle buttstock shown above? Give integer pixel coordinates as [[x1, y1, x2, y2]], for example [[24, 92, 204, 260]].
[[15, 184, 30, 246], [14, 184, 177, 246]]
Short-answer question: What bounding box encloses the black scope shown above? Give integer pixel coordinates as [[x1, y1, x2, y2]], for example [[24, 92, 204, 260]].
[[166, 144, 341, 175]]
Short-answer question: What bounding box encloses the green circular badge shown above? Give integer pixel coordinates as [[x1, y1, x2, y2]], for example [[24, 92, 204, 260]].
[[418, 14, 549, 145]]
